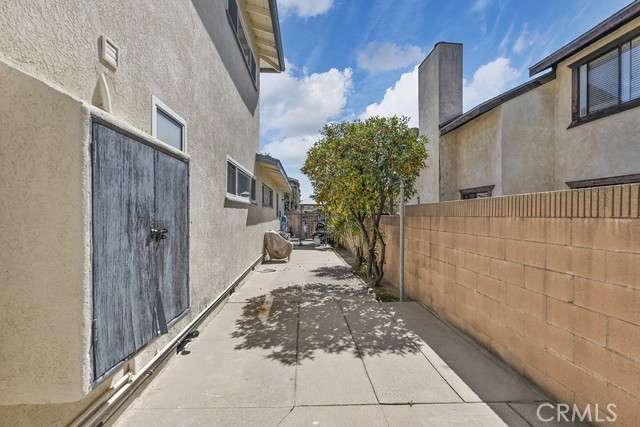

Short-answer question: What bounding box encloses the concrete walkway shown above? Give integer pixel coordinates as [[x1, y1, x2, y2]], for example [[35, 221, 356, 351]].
[[114, 244, 583, 427]]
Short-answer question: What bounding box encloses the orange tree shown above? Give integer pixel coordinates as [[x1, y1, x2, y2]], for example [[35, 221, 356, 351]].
[[302, 116, 428, 286]]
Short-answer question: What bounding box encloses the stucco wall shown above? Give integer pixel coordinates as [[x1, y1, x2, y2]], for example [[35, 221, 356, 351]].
[[553, 17, 640, 188], [421, 17, 640, 202], [414, 43, 462, 204], [500, 80, 556, 195], [440, 108, 503, 201], [0, 0, 282, 421], [0, 62, 91, 404]]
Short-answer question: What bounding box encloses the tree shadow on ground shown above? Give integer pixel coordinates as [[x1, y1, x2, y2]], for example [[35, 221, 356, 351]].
[[309, 265, 354, 281], [230, 284, 420, 366]]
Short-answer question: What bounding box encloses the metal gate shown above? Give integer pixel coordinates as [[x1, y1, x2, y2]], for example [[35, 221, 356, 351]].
[[91, 122, 189, 381]]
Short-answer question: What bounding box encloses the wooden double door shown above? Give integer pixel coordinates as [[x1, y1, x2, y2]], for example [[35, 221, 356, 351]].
[[91, 122, 189, 381]]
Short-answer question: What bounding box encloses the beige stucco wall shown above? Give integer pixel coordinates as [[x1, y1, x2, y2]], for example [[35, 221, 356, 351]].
[[428, 17, 640, 201], [440, 108, 503, 201], [500, 80, 557, 195], [0, 62, 92, 404], [0, 0, 283, 423], [553, 17, 640, 188]]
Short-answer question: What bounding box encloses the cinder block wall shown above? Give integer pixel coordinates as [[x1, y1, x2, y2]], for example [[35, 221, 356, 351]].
[[382, 184, 640, 427]]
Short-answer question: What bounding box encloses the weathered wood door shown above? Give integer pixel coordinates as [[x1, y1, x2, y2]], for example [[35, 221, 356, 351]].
[[92, 122, 189, 381], [154, 151, 189, 324]]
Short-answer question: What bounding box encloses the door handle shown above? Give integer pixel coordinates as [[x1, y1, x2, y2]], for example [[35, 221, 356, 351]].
[[151, 228, 168, 241]]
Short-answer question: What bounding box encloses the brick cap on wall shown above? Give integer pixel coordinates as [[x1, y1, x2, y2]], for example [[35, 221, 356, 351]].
[[399, 184, 640, 219]]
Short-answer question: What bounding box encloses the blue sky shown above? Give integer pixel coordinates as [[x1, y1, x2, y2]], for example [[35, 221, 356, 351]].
[[260, 0, 633, 199]]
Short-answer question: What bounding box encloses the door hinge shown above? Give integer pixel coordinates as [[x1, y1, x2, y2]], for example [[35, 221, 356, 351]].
[[92, 319, 98, 343]]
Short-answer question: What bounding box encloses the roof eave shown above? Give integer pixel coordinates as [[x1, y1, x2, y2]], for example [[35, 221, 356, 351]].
[[529, 2, 640, 77], [440, 70, 556, 136], [256, 153, 292, 191], [267, 0, 285, 72]]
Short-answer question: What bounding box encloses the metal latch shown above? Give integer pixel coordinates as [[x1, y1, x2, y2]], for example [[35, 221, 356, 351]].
[[151, 228, 168, 241]]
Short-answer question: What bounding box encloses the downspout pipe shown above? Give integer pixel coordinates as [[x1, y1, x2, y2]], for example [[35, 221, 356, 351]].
[[399, 181, 405, 302]]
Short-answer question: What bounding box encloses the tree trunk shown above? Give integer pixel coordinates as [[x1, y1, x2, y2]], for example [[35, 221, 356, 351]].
[[372, 233, 386, 287], [354, 245, 363, 269]]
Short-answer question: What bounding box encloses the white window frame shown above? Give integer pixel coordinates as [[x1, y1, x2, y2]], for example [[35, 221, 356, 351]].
[[152, 96, 187, 151], [226, 155, 256, 205]]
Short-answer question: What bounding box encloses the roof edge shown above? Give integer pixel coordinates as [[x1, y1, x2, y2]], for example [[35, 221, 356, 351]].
[[529, 2, 640, 77], [256, 153, 292, 191], [268, 0, 285, 72], [440, 69, 556, 136]]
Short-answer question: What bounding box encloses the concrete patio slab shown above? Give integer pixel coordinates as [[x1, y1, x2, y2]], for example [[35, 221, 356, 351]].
[[382, 402, 510, 427], [114, 407, 290, 427], [343, 301, 462, 404], [278, 405, 388, 427], [113, 244, 585, 427], [508, 402, 587, 427], [382, 302, 545, 403], [295, 301, 377, 405]]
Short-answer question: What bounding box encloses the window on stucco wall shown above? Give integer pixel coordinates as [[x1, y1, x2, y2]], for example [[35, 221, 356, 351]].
[[572, 31, 640, 124]]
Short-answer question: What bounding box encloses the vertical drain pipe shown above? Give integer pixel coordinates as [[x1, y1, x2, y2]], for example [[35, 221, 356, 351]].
[[399, 181, 405, 302]]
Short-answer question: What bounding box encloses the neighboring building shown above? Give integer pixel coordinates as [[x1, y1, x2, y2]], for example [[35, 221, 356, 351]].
[[0, 1, 286, 425], [300, 197, 319, 212], [284, 177, 301, 211], [289, 177, 301, 195], [255, 153, 292, 219], [414, 2, 640, 203]]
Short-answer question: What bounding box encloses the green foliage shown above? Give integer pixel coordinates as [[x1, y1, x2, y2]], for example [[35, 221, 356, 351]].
[[302, 115, 428, 286], [327, 212, 366, 268], [283, 190, 300, 211]]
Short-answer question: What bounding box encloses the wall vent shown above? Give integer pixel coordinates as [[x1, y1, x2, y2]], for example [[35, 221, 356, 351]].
[[100, 35, 119, 69]]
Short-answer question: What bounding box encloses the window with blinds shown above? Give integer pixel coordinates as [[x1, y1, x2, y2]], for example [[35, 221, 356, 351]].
[[578, 35, 640, 118]]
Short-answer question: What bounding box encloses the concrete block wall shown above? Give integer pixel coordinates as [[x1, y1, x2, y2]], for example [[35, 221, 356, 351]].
[[381, 184, 640, 427]]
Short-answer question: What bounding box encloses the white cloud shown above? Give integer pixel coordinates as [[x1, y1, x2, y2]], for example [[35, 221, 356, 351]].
[[278, 0, 334, 18], [262, 134, 320, 169], [356, 42, 425, 72], [472, 0, 491, 12], [260, 61, 353, 199], [463, 57, 521, 111], [513, 23, 541, 55], [261, 66, 353, 136], [360, 66, 419, 128]]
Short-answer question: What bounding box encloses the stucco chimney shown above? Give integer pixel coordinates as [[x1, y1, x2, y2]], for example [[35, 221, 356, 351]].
[[413, 42, 462, 204]]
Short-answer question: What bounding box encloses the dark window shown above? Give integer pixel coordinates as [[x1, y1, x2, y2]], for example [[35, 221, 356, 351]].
[[226, 0, 257, 86], [573, 32, 640, 123], [227, 162, 236, 195], [262, 184, 273, 207], [459, 185, 494, 200]]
